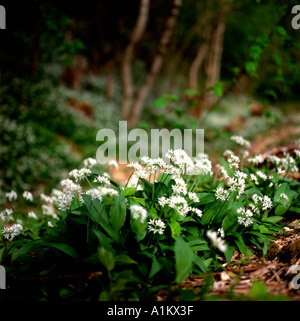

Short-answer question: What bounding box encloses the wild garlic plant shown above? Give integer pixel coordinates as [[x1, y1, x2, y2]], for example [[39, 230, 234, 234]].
[[0, 136, 299, 300]]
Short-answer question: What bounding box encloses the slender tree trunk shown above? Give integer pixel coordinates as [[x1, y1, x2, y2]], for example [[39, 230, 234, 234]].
[[106, 61, 115, 98], [121, 0, 150, 120], [204, 3, 231, 110], [188, 28, 211, 91], [128, 0, 182, 126]]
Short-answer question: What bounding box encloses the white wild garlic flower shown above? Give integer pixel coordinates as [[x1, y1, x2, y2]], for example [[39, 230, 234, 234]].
[[148, 219, 166, 235], [206, 230, 227, 252], [230, 135, 251, 148], [5, 190, 17, 202], [23, 191, 33, 202], [130, 205, 147, 223]]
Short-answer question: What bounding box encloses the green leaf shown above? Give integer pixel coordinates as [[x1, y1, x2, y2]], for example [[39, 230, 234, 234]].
[[185, 88, 200, 96], [275, 26, 287, 36], [169, 220, 181, 239], [201, 200, 223, 225], [224, 245, 236, 261], [122, 187, 136, 197], [245, 61, 257, 72], [149, 258, 164, 279], [258, 225, 270, 234], [42, 242, 78, 259], [98, 247, 115, 272], [192, 253, 207, 273], [213, 82, 223, 97], [115, 254, 137, 265], [174, 237, 193, 283], [109, 194, 127, 231], [262, 216, 283, 224], [289, 207, 300, 214], [197, 193, 215, 205], [154, 97, 167, 108], [274, 183, 289, 202], [82, 194, 119, 242]]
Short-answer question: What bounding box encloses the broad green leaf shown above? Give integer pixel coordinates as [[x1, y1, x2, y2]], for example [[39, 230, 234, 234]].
[[174, 237, 193, 283], [109, 194, 127, 231], [197, 193, 215, 205], [262, 216, 283, 224], [192, 253, 207, 273], [149, 258, 164, 279], [98, 247, 115, 272], [42, 242, 78, 259], [274, 183, 289, 202], [258, 225, 270, 234], [224, 245, 236, 261], [122, 187, 136, 197], [93, 229, 114, 252], [115, 254, 137, 265], [82, 194, 119, 242], [169, 220, 181, 239]]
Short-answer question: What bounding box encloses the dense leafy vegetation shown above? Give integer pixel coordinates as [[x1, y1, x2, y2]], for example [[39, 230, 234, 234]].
[[1, 137, 299, 300]]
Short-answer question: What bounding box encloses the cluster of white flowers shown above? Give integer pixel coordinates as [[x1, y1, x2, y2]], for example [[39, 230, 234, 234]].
[[267, 153, 298, 173], [5, 190, 17, 202], [158, 195, 202, 217], [230, 135, 251, 148], [93, 175, 111, 185], [23, 191, 33, 202], [215, 186, 230, 201], [223, 149, 234, 157], [56, 179, 83, 212], [250, 173, 259, 185], [247, 154, 264, 165], [227, 176, 245, 197], [171, 175, 188, 195], [295, 149, 300, 158], [189, 207, 203, 217], [252, 193, 273, 211], [0, 209, 14, 222], [2, 223, 23, 241], [98, 187, 118, 197], [85, 188, 103, 202], [130, 204, 147, 223], [158, 195, 189, 216], [188, 192, 200, 203], [206, 230, 227, 252], [237, 207, 254, 227], [193, 157, 213, 176], [218, 227, 225, 238], [83, 158, 97, 168], [227, 154, 240, 169], [148, 219, 166, 235], [127, 162, 148, 178], [28, 211, 38, 219], [256, 171, 268, 181], [69, 168, 92, 182], [165, 149, 194, 174], [141, 156, 166, 174]]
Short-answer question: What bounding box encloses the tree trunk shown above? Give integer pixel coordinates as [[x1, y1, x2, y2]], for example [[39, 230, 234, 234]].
[[188, 25, 212, 92], [106, 61, 115, 98], [121, 0, 150, 120], [204, 3, 231, 111], [128, 0, 182, 127]]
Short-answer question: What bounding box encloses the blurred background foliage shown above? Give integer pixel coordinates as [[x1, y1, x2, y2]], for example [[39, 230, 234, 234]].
[[0, 0, 300, 201]]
